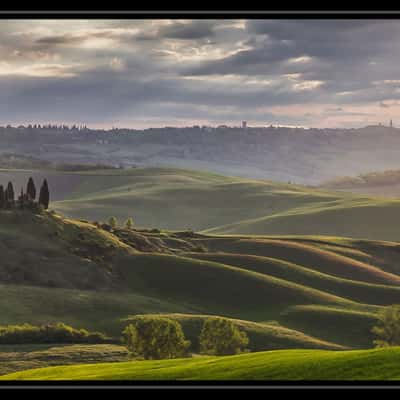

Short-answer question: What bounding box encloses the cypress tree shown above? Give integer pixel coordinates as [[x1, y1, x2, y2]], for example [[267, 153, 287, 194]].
[[0, 185, 5, 208], [38, 179, 49, 209], [26, 177, 36, 200], [6, 182, 14, 207]]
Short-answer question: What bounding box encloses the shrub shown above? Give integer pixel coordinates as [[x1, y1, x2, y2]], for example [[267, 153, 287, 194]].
[[0, 322, 110, 344], [31, 202, 45, 214], [122, 316, 190, 360], [125, 218, 134, 229], [108, 216, 117, 229], [372, 305, 400, 347], [199, 317, 249, 356]]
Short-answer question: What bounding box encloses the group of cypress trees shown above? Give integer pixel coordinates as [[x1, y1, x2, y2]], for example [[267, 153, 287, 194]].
[[0, 177, 49, 210]]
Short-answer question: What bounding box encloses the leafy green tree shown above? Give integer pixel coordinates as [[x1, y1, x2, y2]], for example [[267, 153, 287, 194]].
[[26, 177, 36, 200], [108, 216, 118, 229], [122, 316, 190, 360], [199, 317, 249, 356], [372, 305, 400, 347], [38, 179, 49, 209], [125, 217, 134, 229]]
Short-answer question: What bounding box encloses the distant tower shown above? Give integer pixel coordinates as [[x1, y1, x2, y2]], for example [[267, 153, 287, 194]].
[[242, 121, 247, 129], [390, 119, 393, 128]]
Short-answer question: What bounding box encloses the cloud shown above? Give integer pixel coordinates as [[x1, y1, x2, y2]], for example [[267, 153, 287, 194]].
[[157, 21, 216, 40], [0, 19, 399, 128]]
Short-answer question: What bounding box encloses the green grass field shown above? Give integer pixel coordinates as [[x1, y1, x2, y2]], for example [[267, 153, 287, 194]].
[[4, 347, 400, 380], [0, 207, 397, 352], [0, 344, 129, 376], [45, 166, 400, 241]]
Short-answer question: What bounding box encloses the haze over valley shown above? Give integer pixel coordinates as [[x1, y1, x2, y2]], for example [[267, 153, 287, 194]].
[[1, 122, 400, 185]]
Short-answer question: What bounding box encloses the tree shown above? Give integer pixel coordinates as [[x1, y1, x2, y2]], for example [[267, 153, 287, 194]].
[[26, 177, 36, 200], [125, 218, 134, 229], [0, 185, 5, 209], [122, 316, 190, 360], [108, 216, 117, 229], [6, 181, 14, 207], [372, 305, 400, 347], [38, 179, 49, 209], [199, 317, 249, 356]]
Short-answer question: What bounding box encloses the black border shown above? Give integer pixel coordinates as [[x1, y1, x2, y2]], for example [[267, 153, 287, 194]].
[[0, 7, 400, 389], [1, 9, 400, 18]]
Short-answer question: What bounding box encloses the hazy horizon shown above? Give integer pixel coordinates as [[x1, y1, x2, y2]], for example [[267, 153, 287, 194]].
[[0, 121, 396, 131]]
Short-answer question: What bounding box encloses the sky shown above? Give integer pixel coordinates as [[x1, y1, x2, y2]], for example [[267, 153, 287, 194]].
[[1, 19, 400, 129]]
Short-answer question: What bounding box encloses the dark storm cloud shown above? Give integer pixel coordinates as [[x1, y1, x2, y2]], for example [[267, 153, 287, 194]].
[[36, 34, 80, 45], [157, 21, 216, 40]]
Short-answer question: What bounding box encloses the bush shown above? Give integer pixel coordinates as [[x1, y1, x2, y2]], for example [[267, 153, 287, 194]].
[[0, 322, 110, 344], [125, 218, 134, 229], [199, 317, 249, 356], [122, 316, 190, 360], [372, 305, 400, 347], [108, 216, 117, 229], [31, 202, 45, 214]]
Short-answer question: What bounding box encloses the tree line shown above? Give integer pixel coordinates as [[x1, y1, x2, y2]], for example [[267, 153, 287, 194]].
[[0, 322, 109, 344], [122, 316, 249, 360], [0, 177, 50, 210]]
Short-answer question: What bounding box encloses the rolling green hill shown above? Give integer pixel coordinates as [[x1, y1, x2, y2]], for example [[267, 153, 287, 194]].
[[319, 168, 400, 198], [1, 166, 400, 241], [0, 344, 129, 376], [0, 207, 398, 352], [122, 313, 345, 352], [183, 252, 400, 305], [4, 347, 400, 380], [45, 167, 400, 241], [1, 166, 400, 379]]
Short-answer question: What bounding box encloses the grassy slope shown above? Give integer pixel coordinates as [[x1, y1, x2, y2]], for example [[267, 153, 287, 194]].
[[47, 166, 400, 241], [115, 252, 355, 322], [0, 208, 397, 349], [4, 347, 400, 380], [122, 313, 344, 352], [195, 237, 400, 285], [280, 305, 379, 348], [0, 284, 197, 336], [204, 198, 400, 240], [183, 252, 400, 305], [319, 169, 400, 198], [0, 209, 359, 350], [0, 344, 129, 376]]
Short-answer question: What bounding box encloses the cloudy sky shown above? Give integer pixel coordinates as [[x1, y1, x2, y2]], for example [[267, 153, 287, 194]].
[[1, 19, 400, 129]]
